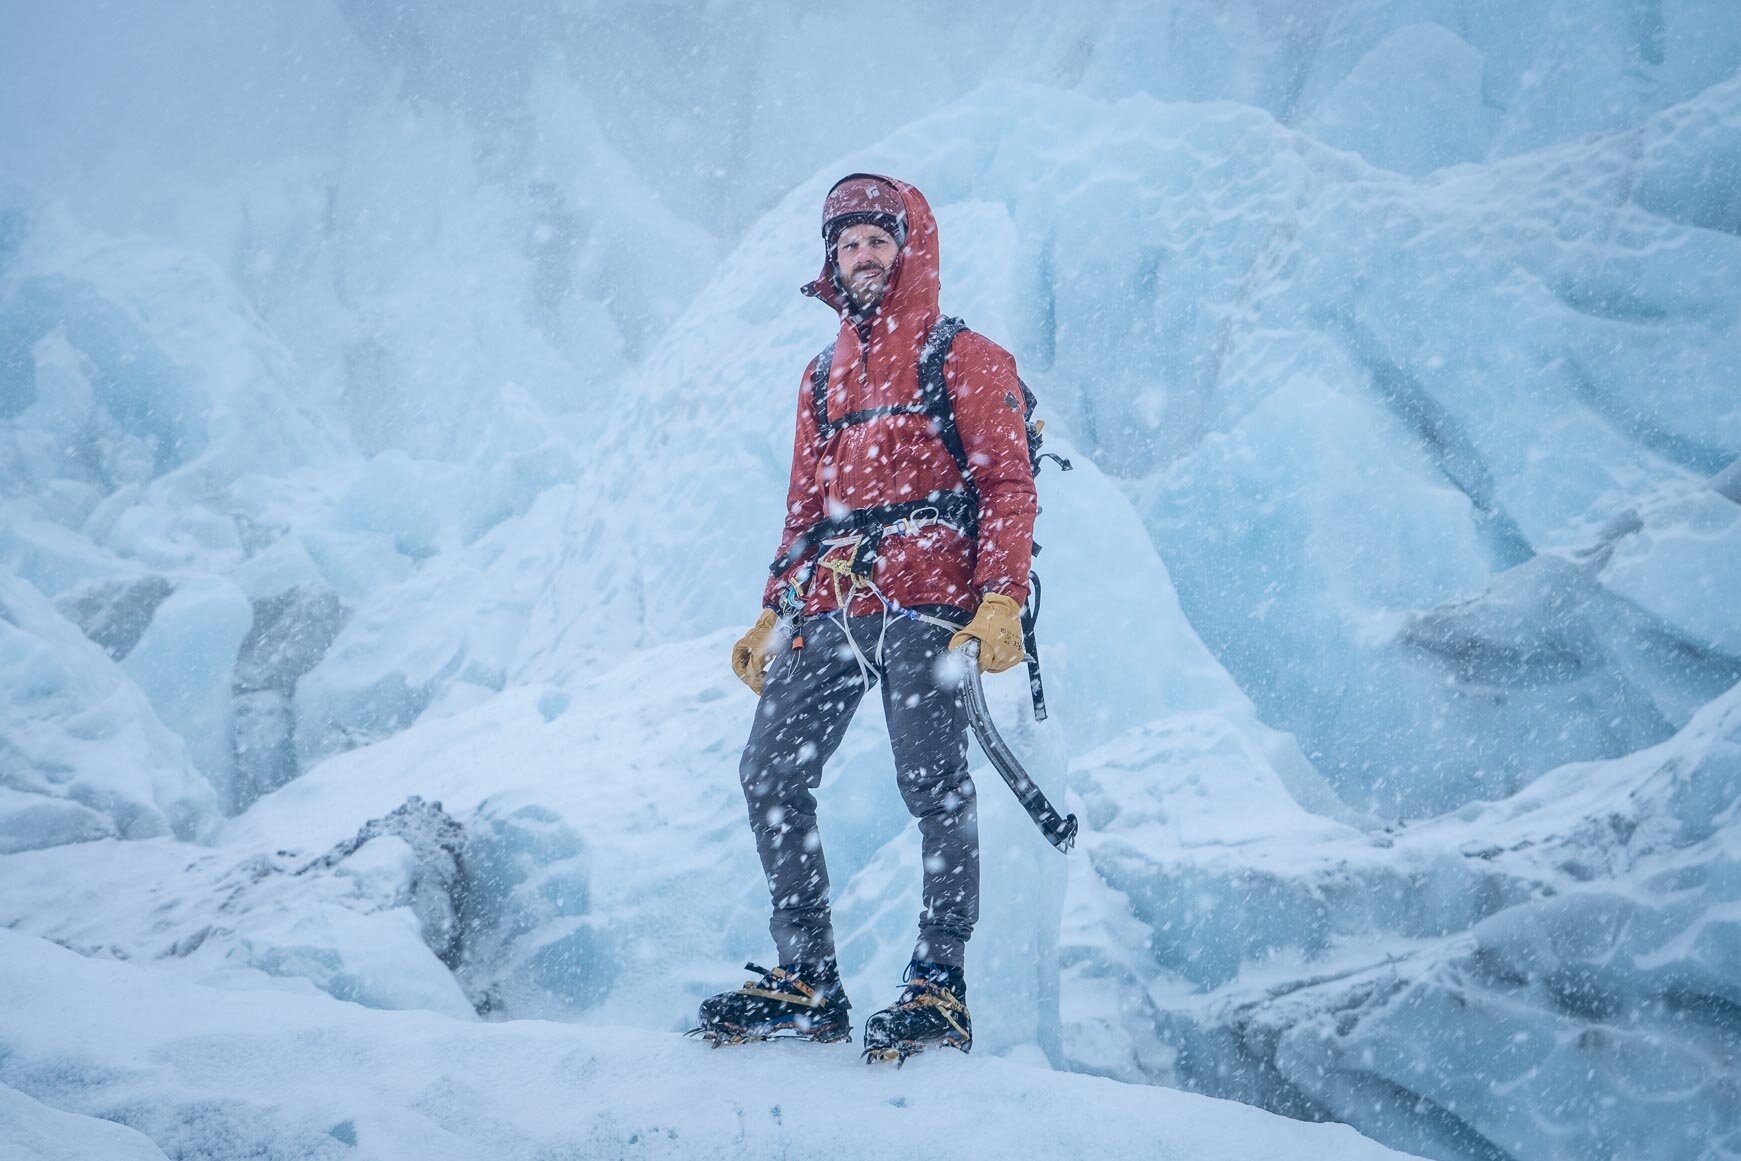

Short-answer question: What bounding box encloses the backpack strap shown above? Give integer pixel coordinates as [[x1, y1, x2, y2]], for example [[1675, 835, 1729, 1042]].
[[918, 316, 971, 479], [1021, 571, 1049, 721], [813, 333, 949, 442], [918, 317, 1055, 720], [811, 319, 971, 483], [809, 340, 838, 435]]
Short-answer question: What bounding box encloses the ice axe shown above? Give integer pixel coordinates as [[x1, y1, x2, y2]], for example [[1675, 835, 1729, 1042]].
[[956, 639, 1078, 853]]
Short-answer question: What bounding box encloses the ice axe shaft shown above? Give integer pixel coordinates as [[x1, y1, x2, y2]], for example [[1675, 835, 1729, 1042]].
[[957, 640, 1078, 853]]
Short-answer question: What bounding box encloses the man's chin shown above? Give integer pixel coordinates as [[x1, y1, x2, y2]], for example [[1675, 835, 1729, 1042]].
[[847, 285, 887, 314]]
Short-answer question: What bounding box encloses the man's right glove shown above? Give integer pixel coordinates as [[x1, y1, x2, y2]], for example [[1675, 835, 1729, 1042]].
[[731, 609, 784, 695], [949, 592, 1026, 674]]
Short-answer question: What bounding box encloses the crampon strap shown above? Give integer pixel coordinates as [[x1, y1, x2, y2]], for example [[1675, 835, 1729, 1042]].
[[891, 979, 970, 1039], [735, 962, 825, 1009]]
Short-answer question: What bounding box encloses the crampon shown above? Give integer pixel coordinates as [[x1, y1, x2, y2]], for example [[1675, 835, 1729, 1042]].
[[860, 965, 972, 1065], [689, 962, 851, 1047]]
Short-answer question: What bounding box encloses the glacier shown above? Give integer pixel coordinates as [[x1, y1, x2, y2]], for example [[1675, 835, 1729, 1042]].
[[1, 1, 1737, 1159]]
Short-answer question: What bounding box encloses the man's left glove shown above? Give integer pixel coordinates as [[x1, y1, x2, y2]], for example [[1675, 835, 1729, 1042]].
[[731, 609, 785, 695], [949, 592, 1026, 674]]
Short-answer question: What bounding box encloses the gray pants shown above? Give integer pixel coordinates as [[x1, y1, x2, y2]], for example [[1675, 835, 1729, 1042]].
[[739, 610, 979, 969]]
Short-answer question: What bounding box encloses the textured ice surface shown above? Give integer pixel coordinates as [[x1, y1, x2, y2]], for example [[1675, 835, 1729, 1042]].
[[119, 572, 254, 799], [1059, 685, 1741, 1161]]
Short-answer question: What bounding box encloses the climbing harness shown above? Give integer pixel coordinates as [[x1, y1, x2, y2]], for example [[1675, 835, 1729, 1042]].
[[768, 314, 1071, 720]]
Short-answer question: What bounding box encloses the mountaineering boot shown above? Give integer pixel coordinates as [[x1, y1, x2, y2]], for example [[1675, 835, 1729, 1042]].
[[692, 961, 852, 1046], [861, 960, 972, 1064]]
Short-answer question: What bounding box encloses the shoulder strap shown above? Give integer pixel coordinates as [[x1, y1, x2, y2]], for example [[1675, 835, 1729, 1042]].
[[810, 340, 837, 435], [918, 316, 970, 479]]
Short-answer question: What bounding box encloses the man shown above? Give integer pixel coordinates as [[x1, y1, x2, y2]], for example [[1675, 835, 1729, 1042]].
[[696, 174, 1037, 1061]]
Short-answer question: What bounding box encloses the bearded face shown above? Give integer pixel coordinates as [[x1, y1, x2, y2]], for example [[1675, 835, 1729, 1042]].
[[832, 222, 898, 313]]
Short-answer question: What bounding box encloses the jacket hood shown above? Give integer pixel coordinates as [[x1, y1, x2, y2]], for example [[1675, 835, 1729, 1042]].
[[802, 174, 940, 325]]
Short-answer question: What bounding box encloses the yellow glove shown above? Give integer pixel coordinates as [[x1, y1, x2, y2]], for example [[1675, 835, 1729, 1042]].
[[949, 593, 1025, 674], [731, 609, 784, 695]]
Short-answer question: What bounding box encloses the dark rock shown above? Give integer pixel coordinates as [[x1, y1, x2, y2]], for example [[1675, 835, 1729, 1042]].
[[54, 575, 174, 660], [227, 585, 350, 810], [1714, 459, 1741, 506], [231, 689, 296, 812], [301, 795, 468, 967], [234, 585, 348, 695]]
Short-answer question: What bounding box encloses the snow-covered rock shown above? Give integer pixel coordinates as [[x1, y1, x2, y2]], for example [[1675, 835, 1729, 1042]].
[[232, 583, 349, 808], [52, 574, 174, 661], [0, 567, 216, 852], [0, 801, 476, 1020]]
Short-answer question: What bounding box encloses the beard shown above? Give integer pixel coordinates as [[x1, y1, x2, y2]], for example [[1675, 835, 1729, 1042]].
[[842, 263, 890, 313]]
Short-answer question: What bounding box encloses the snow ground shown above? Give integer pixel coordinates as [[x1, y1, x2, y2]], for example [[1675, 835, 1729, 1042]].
[[0, 931, 1420, 1161]]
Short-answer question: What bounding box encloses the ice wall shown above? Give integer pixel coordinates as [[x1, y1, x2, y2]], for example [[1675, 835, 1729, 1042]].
[[8, 0, 1735, 814], [572, 73, 1741, 814], [6, 2, 1734, 807]]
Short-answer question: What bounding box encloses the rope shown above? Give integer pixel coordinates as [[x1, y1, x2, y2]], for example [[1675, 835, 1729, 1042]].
[[812, 521, 966, 689]]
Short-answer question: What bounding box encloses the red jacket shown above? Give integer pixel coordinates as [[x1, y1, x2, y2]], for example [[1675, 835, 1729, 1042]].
[[762, 177, 1038, 619]]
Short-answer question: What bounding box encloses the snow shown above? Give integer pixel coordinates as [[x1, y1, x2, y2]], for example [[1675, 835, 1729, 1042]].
[[2, 1082, 171, 1161], [0, 930, 1418, 1161], [0, 2, 1737, 1158]]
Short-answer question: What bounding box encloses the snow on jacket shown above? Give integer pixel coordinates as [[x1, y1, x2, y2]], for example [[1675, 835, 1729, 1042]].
[[762, 176, 1038, 619]]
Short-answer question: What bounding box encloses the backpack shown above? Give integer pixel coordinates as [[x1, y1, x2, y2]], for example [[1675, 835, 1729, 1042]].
[[811, 317, 1069, 486], [809, 316, 1072, 719]]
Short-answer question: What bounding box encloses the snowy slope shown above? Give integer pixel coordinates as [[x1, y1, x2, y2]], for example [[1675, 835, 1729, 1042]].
[[0, 628, 1082, 1050], [0, 931, 1419, 1161], [2, 623, 1731, 1160]]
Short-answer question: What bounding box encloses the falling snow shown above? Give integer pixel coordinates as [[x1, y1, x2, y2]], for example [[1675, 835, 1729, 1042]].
[[1, 3, 1737, 1159]]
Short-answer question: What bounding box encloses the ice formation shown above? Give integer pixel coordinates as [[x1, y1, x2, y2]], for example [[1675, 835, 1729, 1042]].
[[0, 2, 1736, 1158]]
